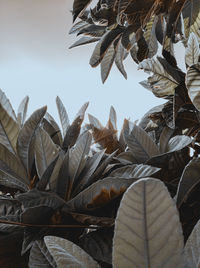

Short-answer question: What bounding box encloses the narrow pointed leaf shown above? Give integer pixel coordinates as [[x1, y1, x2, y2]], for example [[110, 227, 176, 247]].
[[0, 104, 19, 154], [56, 96, 70, 138], [69, 131, 92, 183], [17, 106, 47, 171], [69, 36, 99, 49], [115, 42, 127, 79], [73, 0, 92, 22], [113, 178, 184, 268], [35, 128, 59, 178], [101, 42, 116, 83], [44, 236, 100, 267], [17, 96, 29, 127], [0, 89, 16, 120]]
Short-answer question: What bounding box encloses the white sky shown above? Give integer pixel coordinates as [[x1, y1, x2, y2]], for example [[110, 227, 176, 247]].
[[0, 0, 165, 129]]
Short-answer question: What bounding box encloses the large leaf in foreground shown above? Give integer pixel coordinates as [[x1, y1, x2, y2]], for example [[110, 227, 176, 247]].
[[113, 178, 184, 268], [44, 236, 100, 267]]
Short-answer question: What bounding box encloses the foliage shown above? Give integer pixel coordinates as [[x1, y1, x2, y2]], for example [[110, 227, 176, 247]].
[[1, 0, 200, 267]]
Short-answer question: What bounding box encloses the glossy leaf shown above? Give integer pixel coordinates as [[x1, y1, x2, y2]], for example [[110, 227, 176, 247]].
[[69, 36, 99, 49], [113, 178, 184, 268], [72, 0, 92, 22], [124, 120, 159, 163], [35, 128, 59, 178], [176, 158, 200, 208], [44, 236, 100, 267], [17, 96, 29, 127], [65, 177, 138, 212], [56, 96, 70, 138], [0, 103, 19, 154], [185, 32, 200, 67], [186, 63, 200, 111], [166, 135, 192, 153], [0, 143, 28, 185], [139, 57, 180, 98], [109, 164, 160, 178], [0, 89, 16, 120], [17, 106, 47, 171]]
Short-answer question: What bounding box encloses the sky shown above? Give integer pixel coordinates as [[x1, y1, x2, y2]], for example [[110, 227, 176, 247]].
[[0, 0, 165, 129]]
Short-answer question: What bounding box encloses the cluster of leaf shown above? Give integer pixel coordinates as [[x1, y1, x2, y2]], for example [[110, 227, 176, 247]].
[[0, 78, 200, 267], [70, 0, 200, 82]]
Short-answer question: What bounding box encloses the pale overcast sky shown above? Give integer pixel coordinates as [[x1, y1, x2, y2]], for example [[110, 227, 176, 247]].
[[0, 0, 165, 129]]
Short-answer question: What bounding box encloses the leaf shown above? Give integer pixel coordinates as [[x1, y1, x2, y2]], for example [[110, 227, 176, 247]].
[[115, 41, 127, 79], [37, 156, 59, 191], [0, 103, 20, 154], [0, 88, 16, 120], [185, 32, 200, 67], [90, 26, 124, 67], [143, 15, 158, 58], [69, 20, 88, 35], [29, 240, 56, 268], [101, 42, 116, 83], [65, 177, 138, 212], [176, 157, 200, 208], [158, 127, 174, 154], [186, 63, 200, 111], [74, 149, 105, 195], [166, 135, 192, 153], [184, 218, 200, 268], [63, 102, 89, 149], [79, 229, 113, 264], [109, 164, 160, 178], [108, 106, 117, 130], [88, 114, 103, 129], [69, 131, 92, 186], [113, 178, 184, 268], [69, 36, 99, 49], [72, 0, 92, 22], [138, 57, 180, 98], [17, 106, 47, 171], [55, 150, 70, 200], [56, 96, 70, 138], [44, 236, 100, 267], [35, 128, 59, 178], [0, 143, 28, 185], [44, 112, 63, 145], [123, 120, 159, 163], [0, 170, 29, 192], [78, 24, 106, 37], [17, 96, 29, 127]]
